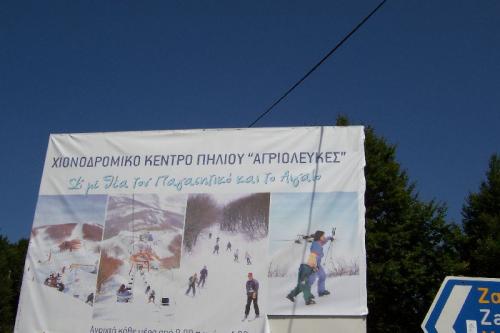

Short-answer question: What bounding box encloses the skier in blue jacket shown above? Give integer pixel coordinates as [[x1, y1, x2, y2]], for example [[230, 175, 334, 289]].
[[308, 230, 333, 297]]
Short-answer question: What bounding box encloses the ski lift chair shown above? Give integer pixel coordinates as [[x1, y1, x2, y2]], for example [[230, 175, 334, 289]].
[[117, 290, 133, 303], [117, 293, 132, 303]]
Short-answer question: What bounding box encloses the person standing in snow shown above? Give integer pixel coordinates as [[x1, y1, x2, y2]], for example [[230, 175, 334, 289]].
[[308, 230, 334, 297], [286, 250, 318, 305], [244, 272, 259, 319], [198, 266, 208, 287], [226, 241, 232, 251], [245, 251, 252, 265], [216, 236, 220, 244], [213, 243, 220, 255], [85, 293, 94, 305], [148, 290, 155, 303], [209, 232, 212, 239], [185, 273, 198, 296], [234, 249, 239, 262]]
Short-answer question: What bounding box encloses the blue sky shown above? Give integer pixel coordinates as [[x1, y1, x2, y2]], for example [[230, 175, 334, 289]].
[[33, 195, 107, 227], [1, 0, 499, 240]]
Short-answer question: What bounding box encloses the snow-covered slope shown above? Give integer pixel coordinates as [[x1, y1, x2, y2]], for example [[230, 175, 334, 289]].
[[92, 225, 269, 333], [93, 194, 186, 319], [25, 222, 103, 305], [267, 240, 366, 315]]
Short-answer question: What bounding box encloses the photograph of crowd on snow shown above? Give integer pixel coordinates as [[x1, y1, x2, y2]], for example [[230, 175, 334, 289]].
[[25, 195, 107, 306], [267, 192, 366, 315], [92, 193, 187, 322], [178, 193, 270, 331]]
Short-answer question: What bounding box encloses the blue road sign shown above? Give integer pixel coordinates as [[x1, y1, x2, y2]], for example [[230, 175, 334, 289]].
[[422, 277, 500, 333]]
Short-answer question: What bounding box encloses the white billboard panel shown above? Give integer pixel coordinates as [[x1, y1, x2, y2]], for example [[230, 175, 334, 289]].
[[15, 126, 367, 333]]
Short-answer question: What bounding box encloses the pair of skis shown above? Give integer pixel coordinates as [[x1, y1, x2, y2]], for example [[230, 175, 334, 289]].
[[242, 315, 260, 322]]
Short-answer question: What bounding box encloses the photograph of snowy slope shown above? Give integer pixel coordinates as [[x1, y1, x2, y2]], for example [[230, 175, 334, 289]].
[[92, 193, 187, 322], [25, 195, 107, 306], [175, 193, 270, 333], [267, 192, 367, 315]]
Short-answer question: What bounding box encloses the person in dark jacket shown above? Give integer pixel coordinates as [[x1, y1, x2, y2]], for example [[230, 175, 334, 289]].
[[213, 243, 220, 254], [198, 266, 208, 287], [244, 272, 260, 319], [148, 290, 155, 303], [117, 284, 128, 296], [85, 292, 94, 305], [185, 273, 198, 296]]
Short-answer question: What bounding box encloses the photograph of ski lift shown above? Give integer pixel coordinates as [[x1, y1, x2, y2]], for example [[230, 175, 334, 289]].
[[92, 193, 186, 322]]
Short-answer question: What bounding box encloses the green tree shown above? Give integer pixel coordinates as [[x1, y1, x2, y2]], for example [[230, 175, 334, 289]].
[[0, 235, 28, 333], [336, 117, 465, 332], [9, 238, 29, 324], [462, 154, 500, 277], [0, 236, 15, 333], [183, 194, 219, 251]]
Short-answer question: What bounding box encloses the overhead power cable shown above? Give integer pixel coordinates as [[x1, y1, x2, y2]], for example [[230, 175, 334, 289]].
[[248, 0, 388, 127]]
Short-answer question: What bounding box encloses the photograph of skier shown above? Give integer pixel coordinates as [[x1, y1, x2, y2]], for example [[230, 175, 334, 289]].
[[267, 192, 367, 315], [179, 193, 270, 332], [92, 193, 187, 322], [245, 251, 252, 265], [198, 266, 208, 287], [185, 273, 197, 296], [308, 230, 334, 297], [286, 250, 320, 305], [148, 289, 156, 303], [243, 272, 260, 320], [86, 293, 94, 305], [234, 249, 239, 262]]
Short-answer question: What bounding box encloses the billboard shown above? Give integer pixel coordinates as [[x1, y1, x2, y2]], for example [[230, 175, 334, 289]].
[[15, 126, 367, 333]]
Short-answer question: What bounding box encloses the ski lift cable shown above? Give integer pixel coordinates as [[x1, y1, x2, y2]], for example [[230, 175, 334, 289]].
[[248, 0, 388, 127], [132, 193, 135, 255]]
